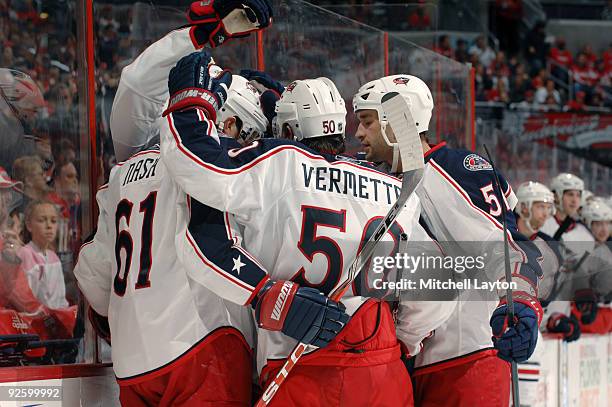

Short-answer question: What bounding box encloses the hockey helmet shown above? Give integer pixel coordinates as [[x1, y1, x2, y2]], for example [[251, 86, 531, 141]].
[[274, 77, 346, 141], [217, 75, 268, 144], [0, 69, 45, 127], [515, 181, 555, 228], [581, 200, 612, 229], [352, 74, 434, 137], [549, 173, 584, 206]]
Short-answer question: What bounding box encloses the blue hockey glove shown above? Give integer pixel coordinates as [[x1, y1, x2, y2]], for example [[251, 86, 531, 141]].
[[188, 0, 272, 48], [490, 292, 543, 363], [163, 50, 232, 121], [254, 280, 350, 348]]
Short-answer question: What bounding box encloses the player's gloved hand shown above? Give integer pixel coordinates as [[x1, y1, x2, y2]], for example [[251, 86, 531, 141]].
[[188, 0, 272, 48], [254, 280, 350, 348], [88, 307, 111, 345], [240, 69, 285, 95], [490, 292, 543, 363], [574, 289, 598, 324], [163, 50, 232, 122], [546, 312, 581, 342]]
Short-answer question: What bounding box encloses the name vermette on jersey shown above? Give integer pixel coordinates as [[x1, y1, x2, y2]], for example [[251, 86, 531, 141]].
[[123, 157, 159, 186], [302, 163, 401, 204]]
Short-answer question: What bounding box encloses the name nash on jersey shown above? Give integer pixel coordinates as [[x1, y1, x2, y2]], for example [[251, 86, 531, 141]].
[[123, 157, 160, 186]]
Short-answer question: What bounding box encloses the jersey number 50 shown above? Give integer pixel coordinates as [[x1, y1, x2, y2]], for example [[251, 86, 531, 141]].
[[293, 205, 403, 296], [113, 191, 157, 296]]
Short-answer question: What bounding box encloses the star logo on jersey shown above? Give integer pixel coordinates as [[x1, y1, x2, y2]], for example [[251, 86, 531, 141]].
[[232, 256, 246, 275], [393, 77, 411, 86], [463, 154, 492, 171]]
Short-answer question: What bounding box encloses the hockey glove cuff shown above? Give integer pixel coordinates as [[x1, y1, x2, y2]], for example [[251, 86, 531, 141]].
[[546, 312, 581, 342], [254, 280, 350, 348], [88, 307, 111, 344], [188, 0, 272, 48], [490, 291, 541, 362], [163, 51, 232, 121]]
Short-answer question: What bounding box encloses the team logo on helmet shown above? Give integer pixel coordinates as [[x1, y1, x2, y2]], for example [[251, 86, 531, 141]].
[[285, 81, 298, 93], [393, 77, 411, 86], [463, 154, 492, 171]]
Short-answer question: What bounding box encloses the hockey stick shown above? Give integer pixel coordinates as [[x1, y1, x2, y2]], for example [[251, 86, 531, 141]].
[[256, 92, 424, 406], [482, 145, 520, 407]]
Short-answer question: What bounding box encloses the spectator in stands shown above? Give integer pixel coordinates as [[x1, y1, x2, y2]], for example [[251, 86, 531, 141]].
[[408, 2, 431, 30], [543, 94, 560, 111], [509, 70, 531, 103], [492, 0, 522, 57], [434, 35, 453, 59], [12, 156, 50, 212], [455, 39, 468, 63], [565, 90, 587, 112], [603, 0, 612, 20], [571, 53, 599, 98], [535, 79, 561, 105], [486, 78, 510, 103], [490, 50, 511, 78], [531, 68, 548, 90], [549, 37, 572, 68], [19, 200, 68, 309], [603, 43, 612, 70], [469, 35, 496, 67], [525, 20, 547, 73], [514, 89, 536, 110]]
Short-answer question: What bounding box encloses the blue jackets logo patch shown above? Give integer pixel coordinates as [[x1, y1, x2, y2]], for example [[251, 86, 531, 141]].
[[463, 154, 492, 171]]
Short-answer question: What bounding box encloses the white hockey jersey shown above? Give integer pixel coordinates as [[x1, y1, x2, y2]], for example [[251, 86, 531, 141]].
[[160, 109, 455, 372], [413, 142, 543, 369], [74, 147, 268, 379], [108, 25, 256, 346], [540, 215, 595, 260]]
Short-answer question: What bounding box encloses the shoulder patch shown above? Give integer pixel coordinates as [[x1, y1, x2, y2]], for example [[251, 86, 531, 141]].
[[463, 154, 492, 171]]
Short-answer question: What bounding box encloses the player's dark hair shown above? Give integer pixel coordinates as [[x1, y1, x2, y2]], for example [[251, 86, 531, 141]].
[[302, 135, 346, 155]]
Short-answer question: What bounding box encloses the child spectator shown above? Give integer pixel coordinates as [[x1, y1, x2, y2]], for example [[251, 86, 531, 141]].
[[18, 200, 68, 309]]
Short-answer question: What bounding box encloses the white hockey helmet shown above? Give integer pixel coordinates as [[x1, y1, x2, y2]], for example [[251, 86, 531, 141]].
[[217, 75, 268, 143], [581, 200, 612, 229], [580, 189, 594, 208], [274, 77, 346, 141], [352, 74, 434, 135], [549, 173, 584, 206], [516, 181, 555, 224]]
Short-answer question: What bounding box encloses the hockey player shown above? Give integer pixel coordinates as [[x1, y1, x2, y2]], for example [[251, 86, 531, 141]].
[[75, 1, 278, 405], [160, 52, 455, 406], [571, 200, 612, 333], [353, 74, 543, 406], [540, 173, 594, 249], [514, 181, 579, 406]]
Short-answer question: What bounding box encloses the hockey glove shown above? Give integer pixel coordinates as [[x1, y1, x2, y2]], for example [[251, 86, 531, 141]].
[[188, 0, 272, 48], [574, 288, 598, 324], [254, 280, 350, 348], [163, 50, 232, 122], [490, 292, 543, 363], [239, 69, 285, 95], [546, 312, 581, 342], [88, 307, 111, 345]]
